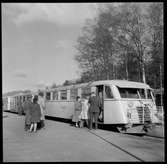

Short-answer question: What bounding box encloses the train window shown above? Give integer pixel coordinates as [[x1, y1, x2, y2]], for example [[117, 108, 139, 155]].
[[46, 92, 51, 100], [81, 87, 91, 98], [23, 96, 25, 102], [155, 94, 161, 106], [147, 89, 152, 99], [118, 88, 140, 98], [138, 89, 145, 99], [53, 90, 58, 100], [105, 86, 114, 99], [70, 88, 78, 100], [60, 90, 67, 100]]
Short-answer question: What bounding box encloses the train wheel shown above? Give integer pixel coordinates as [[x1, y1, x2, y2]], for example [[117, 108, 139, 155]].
[[117, 126, 127, 133]]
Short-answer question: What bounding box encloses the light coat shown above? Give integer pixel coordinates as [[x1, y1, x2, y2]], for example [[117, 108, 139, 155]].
[[80, 99, 89, 120], [38, 96, 46, 120]]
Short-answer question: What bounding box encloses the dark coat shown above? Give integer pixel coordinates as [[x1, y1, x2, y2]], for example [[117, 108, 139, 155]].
[[30, 103, 41, 123], [23, 100, 32, 125], [88, 96, 101, 113]]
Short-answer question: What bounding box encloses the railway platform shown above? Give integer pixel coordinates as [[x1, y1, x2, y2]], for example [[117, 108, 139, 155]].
[[3, 112, 164, 162]]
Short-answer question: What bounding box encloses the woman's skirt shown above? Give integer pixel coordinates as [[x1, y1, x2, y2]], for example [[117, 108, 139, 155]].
[[80, 110, 88, 120], [72, 110, 81, 122]]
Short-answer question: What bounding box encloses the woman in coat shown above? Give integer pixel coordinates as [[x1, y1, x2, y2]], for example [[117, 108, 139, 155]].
[[38, 92, 46, 129], [22, 95, 32, 131], [29, 95, 41, 132], [72, 96, 82, 127]]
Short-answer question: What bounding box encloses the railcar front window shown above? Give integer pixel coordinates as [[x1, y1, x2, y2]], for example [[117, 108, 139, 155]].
[[118, 87, 147, 99], [147, 89, 152, 99], [138, 89, 145, 99]]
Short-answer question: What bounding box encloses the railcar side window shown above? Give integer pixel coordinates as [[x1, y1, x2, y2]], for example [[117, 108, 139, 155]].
[[46, 92, 51, 100], [105, 86, 114, 99], [60, 90, 67, 100], [70, 88, 78, 100], [53, 90, 58, 100], [81, 87, 91, 98]]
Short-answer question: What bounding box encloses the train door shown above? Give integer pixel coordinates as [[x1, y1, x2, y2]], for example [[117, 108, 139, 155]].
[[96, 85, 104, 122], [103, 85, 118, 124]]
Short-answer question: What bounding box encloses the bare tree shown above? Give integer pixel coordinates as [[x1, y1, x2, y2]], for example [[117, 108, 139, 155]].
[[75, 3, 163, 89], [75, 5, 120, 81], [146, 3, 163, 88]]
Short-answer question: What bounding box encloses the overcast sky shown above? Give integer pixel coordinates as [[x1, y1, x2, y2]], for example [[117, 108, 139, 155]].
[[2, 3, 99, 93]]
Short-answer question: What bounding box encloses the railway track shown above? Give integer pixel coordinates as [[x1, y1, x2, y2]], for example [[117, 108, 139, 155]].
[[143, 134, 164, 140], [88, 130, 164, 162], [4, 111, 164, 140], [3, 111, 164, 161], [88, 130, 145, 162]]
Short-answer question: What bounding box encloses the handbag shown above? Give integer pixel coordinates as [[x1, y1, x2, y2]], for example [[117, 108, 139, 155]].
[[99, 111, 103, 120]]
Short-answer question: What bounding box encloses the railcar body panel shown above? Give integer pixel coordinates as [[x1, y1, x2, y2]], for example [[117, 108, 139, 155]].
[[46, 101, 75, 119], [104, 99, 127, 124], [3, 80, 161, 134]]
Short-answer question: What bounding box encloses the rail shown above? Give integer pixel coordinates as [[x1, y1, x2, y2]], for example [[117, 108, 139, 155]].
[[88, 130, 144, 162]]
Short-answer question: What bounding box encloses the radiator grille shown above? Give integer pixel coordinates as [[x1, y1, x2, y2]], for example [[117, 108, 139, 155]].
[[136, 106, 151, 123]]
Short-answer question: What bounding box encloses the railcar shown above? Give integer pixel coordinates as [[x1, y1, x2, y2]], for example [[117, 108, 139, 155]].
[[43, 80, 160, 133], [2, 93, 32, 114]]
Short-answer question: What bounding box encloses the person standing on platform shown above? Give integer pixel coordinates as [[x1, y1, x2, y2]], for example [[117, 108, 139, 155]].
[[88, 92, 101, 130], [72, 96, 82, 127], [80, 95, 89, 128], [29, 95, 41, 132], [38, 92, 46, 129], [22, 95, 33, 131]]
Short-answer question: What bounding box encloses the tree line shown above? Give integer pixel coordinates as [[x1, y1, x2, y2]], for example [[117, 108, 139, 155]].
[[75, 3, 163, 89]]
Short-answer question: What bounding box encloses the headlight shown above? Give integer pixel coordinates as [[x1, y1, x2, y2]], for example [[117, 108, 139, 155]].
[[128, 102, 134, 108], [127, 109, 132, 119]]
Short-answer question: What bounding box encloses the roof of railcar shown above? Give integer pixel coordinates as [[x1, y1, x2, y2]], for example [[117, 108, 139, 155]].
[[48, 80, 151, 91], [3, 92, 32, 98], [91, 80, 151, 89]]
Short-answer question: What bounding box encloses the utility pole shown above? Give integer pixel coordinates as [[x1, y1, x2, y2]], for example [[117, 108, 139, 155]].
[[125, 52, 129, 80], [160, 64, 163, 107], [142, 63, 146, 84]]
